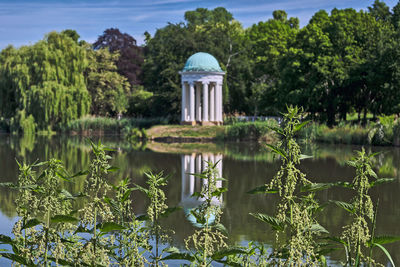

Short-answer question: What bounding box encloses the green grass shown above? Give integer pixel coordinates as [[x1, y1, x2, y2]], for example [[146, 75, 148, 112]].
[[62, 116, 170, 134], [147, 125, 225, 139], [346, 112, 374, 122]]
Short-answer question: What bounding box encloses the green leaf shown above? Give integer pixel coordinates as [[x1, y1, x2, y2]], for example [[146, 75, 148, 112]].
[[212, 223, 228, 235], [60, 189, 75, 200], [191, 192, 202, 198], [47, 257, 77, 266], [0, 234, 13, 245], [162, 252, 195, 262], [70, 170, 89, 178], [309, 223, 329, 234], [108, 166, 119, 172], [212, 247, 248, 260], [99, 222, 126, 232], [22, 218, 42, 230], [299, 154, 313, 160], [370, 235, 400, 245], [0, 253, 34, 266], [133, 184, 149, 195], [329, 200, 355, 214], [163, 246, 180, 254], [121, 189, 133, 202], [136, 214, 149, 221], [324, 236, 347, 246], [265, 144, 287, 160], [373, 243, 395, 267], [301, 183, 334, 192], [103, 197, 121, 217], [347, 160, 357, 168], [249, 213, 284, 231], [51, 215, 79, 224], [0, 182, 16, 189], [211, 187, 227, 197], [74, 225, 93, 234], [267, 125, 284, 136], [161, 206, 182, 218], [333, 181, 353, 189], [190, 209, 206, 225], [247, 185, 277, 194], [56, 171, 72, 182], [369, 178, 395, 188], [293, 120, 310, 133]]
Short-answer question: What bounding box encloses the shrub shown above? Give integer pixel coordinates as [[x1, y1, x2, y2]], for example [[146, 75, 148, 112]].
[[62, 116, 171, 134], [224, 119, 278, 141]]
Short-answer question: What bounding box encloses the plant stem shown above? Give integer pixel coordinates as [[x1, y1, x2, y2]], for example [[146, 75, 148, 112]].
[[45, 208, 50, 266], [93, 206, 97, 267]]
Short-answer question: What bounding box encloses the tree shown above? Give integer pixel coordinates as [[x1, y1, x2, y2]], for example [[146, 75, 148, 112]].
[[278, 8, 397, 124], [368, 0, 392, 22], [85, 46, 131, 117], [0, 31, 90, 132], [246, 10, 299, 115], [93, 28, 144, 87]]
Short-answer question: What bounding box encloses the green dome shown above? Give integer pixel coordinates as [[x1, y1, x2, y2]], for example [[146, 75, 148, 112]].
[[182, 52, 223, 72]]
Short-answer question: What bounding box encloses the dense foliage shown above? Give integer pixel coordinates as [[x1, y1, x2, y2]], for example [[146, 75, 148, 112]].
[[3, 1, 400, 132], [0, 31, 90, 133], [1, 110, 399, 265]]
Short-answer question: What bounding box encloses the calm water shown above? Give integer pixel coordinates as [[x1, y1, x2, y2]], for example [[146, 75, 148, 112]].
[[0, 134, 399, 265]]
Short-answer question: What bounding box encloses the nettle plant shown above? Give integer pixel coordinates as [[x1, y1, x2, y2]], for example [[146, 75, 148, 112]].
[[134, 171, 176, 266], [327, 149, 399, 267], [0, 141, 162, 266], [249, 106, 328, 266], [247, 106, 399, 266], [0, 159, 81, 266]]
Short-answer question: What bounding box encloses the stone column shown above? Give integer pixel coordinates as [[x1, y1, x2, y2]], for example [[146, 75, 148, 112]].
[[210, 83, 215, 122], [202, 82, 209, 122], [185, 83, 190, 120], [189, 82, 195, 122], [215, 83, 220, 122], [217, 83, 223, 122], [181, 155, 187, 199], [196, 83, 201, 121], [189, 154, 195, 195], [181, 82, 186, 122]]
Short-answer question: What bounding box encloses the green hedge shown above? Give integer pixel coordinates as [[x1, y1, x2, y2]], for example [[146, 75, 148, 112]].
[[223, 119, 279, 141], [62, 116, 170, 134]]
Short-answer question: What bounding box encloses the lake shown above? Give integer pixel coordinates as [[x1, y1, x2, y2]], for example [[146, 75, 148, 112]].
[[0, 134, 399, 265]]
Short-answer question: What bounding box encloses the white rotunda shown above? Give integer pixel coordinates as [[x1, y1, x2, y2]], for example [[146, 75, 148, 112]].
[[179, 52, 225, 125]]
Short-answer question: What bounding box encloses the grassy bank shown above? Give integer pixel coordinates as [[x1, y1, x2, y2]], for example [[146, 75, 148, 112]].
[[299, 115, 400, 146], [146, 120, 278, 142], [61, 116, 170, 135]]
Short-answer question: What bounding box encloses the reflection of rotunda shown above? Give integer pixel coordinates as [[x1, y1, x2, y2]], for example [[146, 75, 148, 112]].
[[180, 153, 224, 226], [179, 53, 225, 125]]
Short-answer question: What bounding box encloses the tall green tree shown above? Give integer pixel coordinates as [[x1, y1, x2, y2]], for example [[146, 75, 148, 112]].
[[85, 47, 130, 117], [278, 8, 397, 124], [0, 31, 90, 132], [246, 10, 299, 115]]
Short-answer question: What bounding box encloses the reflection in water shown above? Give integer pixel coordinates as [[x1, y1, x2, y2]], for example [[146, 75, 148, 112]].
[[0, 136, 399, 265], [181, 154, 223, 227]]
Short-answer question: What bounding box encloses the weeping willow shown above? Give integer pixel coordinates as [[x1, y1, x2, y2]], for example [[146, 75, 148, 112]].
[[0, 31, 90, 133]]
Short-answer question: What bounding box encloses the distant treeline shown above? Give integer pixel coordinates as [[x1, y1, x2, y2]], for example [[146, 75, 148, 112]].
[[1, 1, 400, 133]]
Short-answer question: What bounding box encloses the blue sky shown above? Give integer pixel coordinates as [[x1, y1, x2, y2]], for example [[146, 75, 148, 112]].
[[0, 0, 398, 49]]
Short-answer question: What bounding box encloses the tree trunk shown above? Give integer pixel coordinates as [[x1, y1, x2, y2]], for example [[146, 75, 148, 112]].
[[362, 108, 368, 126]]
